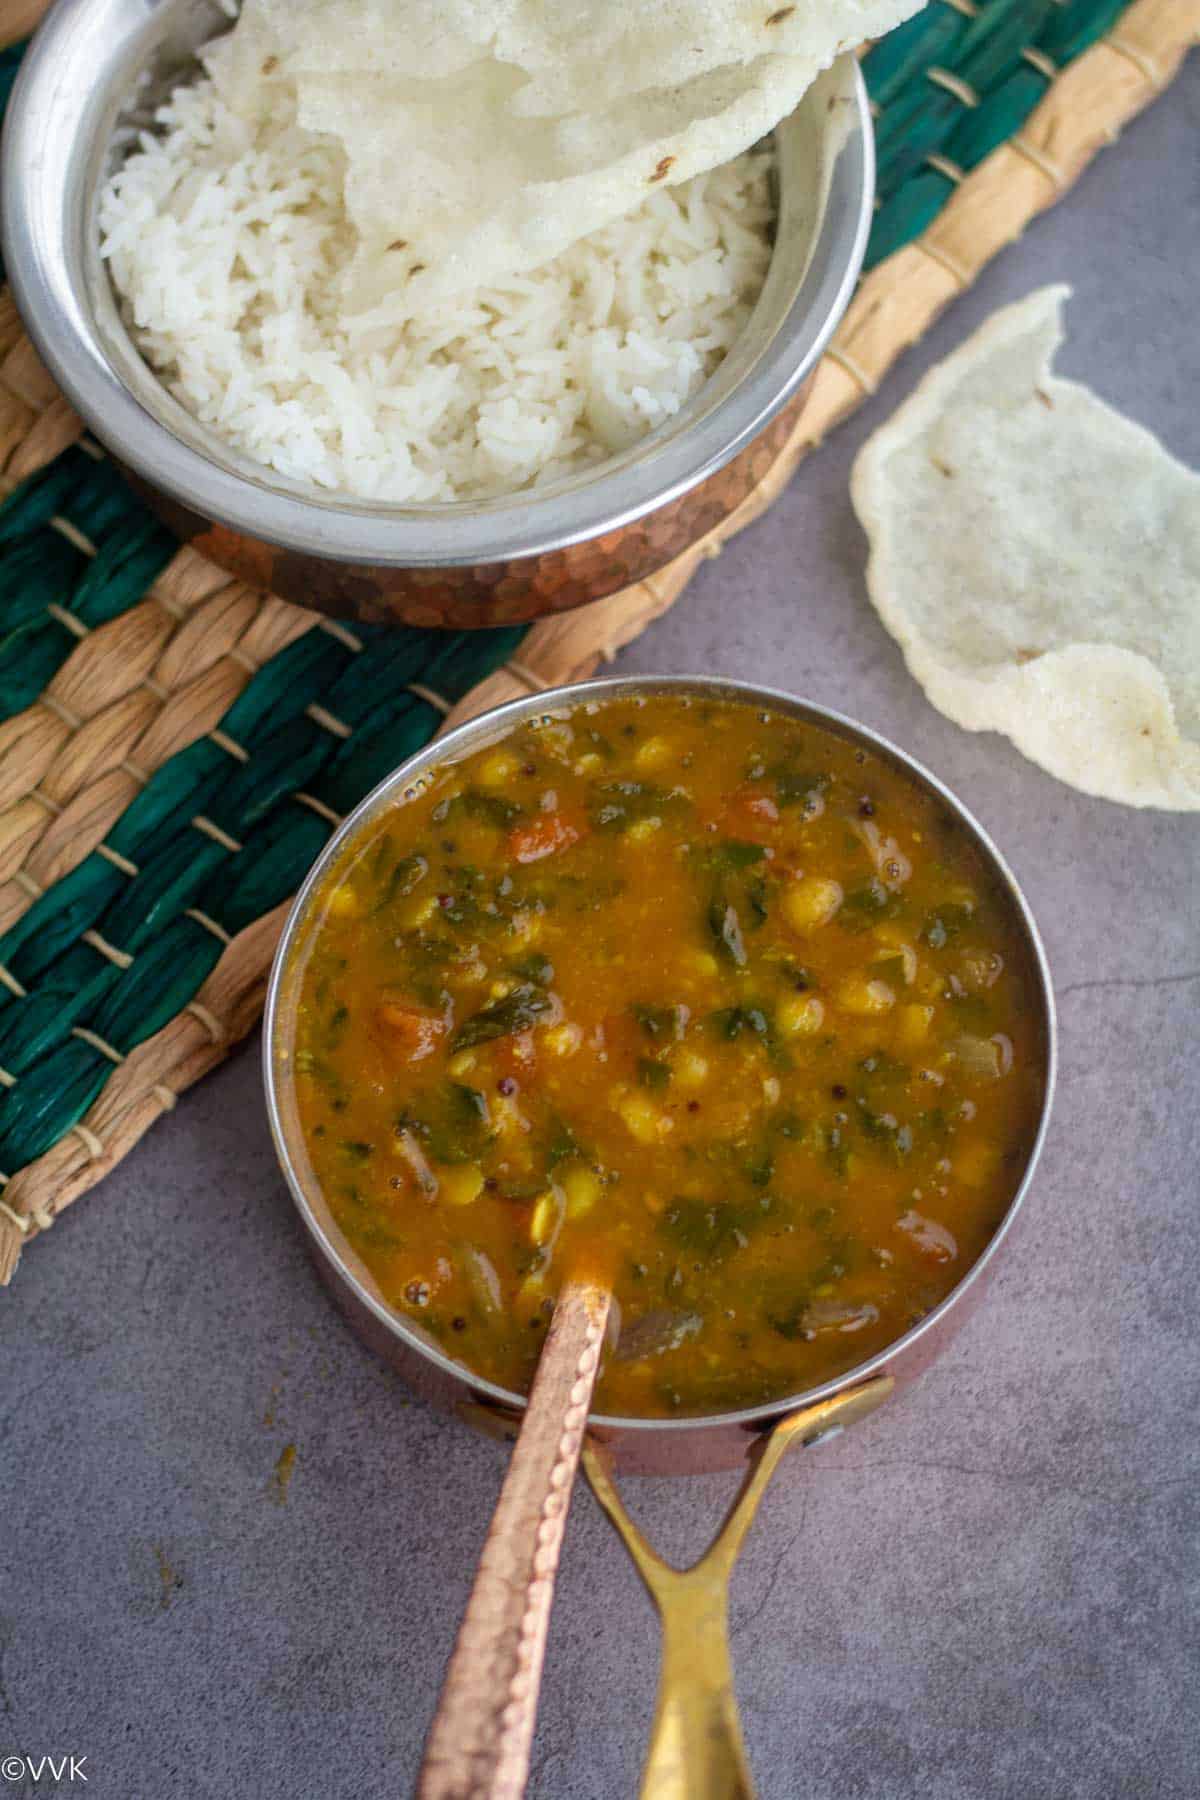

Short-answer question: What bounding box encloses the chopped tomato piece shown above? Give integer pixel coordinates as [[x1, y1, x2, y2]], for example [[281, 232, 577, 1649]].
[[371, 999, 446, 1063], [507, 813, 583, 864], [717, 784, 780, 841]]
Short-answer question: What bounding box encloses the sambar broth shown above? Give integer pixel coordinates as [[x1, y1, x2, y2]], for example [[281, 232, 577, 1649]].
[[291, 695, 1045, 1417]]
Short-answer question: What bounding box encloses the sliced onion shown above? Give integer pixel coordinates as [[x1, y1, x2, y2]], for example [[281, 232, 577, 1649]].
[[799, 1299, 880, 1337], [950, 1033, 1010, 1081]]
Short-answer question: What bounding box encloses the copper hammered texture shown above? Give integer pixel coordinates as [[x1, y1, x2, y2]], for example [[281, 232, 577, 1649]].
[[415, 1284, 610, 1798], [124, 390, 808, 631]]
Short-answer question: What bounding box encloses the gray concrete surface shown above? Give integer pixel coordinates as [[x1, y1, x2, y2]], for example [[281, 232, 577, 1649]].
[[3, 59, 1199, 1800]]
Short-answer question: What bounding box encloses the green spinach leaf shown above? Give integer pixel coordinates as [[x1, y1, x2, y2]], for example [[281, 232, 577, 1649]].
[[451, 983, 553, 1051]]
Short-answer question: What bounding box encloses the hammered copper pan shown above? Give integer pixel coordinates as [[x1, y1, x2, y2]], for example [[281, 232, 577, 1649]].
[[122, 395, 809, 630], [263, 675, 1057, 1476], [263, 674, 1055, 1798]]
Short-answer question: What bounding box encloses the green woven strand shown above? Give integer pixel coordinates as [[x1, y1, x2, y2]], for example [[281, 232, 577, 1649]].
[[0, 452, 175, 719], [0, 449, 161, 555], [0, 855, 123, 982], [215, 809, 333, 936], [873, 0, 1059, 201], [0, 921, 228, 1167], [72, 515, 174, 623], [956, 0, 1057, 90], [860, 4, 970, 111], [864, 0, 1129, 268], [421, 628, 529, 704], [0, 41, 23, 109], [0, 608, 514, 977], [0, 735, 232, 978], [220, 628, 354, 740], [208, 716, 334, 836], [316, 702, 453, 816], [0, 539, 85, 714], [871, 82, 963, 196], [867, 168, 958, 268], [307, 628, 527, 811], [0, 1041, 113, 1167], [1040, 0, 1128, 60], [946, 63, 1051, 165], [873, 57, 1058, 259], [108, 839, 229, 957], [93, 920, 224, 1049], [0, 455, 91, 548], [0, 634, 356, 980], [0, 952, 116, 1077], [130, 634, 520, 955], [109, 741, 228, 857], [1, 674, 343, 982]]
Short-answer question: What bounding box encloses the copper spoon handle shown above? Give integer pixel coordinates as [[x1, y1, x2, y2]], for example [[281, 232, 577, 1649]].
[[417, 1279, 612, 1800], [583, 1377, 895, 1800]]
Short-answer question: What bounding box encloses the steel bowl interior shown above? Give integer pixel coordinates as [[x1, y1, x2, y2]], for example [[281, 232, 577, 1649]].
[[263, 675, 1058, 1438], [2, 0, 871, 569]]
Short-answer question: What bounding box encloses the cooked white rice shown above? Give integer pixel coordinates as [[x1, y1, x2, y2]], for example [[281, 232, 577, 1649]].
[[98, 69, 775, 504]]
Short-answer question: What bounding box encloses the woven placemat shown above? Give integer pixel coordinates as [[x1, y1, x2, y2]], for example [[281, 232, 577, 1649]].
[[0, 0, 1194, 1283]]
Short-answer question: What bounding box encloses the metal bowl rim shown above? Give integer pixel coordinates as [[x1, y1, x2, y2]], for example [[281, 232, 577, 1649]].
[[263, 673, 1058, 1435], [0, 0, 872, 569]]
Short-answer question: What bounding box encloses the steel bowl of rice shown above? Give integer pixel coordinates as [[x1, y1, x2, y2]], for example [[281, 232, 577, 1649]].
[[2, 0, 887, 630]]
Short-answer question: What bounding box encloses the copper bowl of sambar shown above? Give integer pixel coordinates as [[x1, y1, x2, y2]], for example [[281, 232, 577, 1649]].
[[263, 675, 1056, 1474]]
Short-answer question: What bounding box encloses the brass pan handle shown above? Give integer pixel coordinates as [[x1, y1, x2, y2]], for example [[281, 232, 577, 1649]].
[[583, 1377, 894, 1800]]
